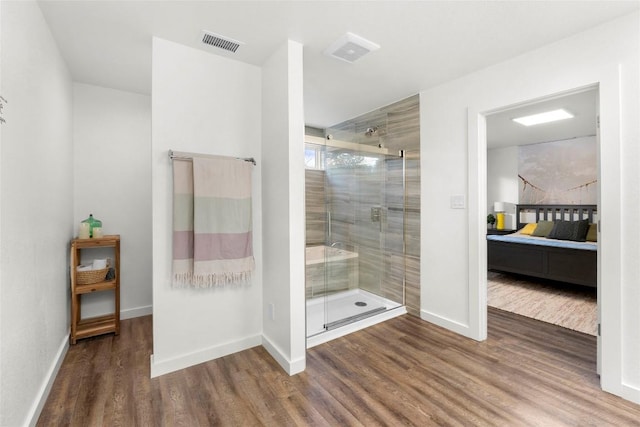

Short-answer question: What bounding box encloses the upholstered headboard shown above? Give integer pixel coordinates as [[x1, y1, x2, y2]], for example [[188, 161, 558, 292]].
[[516, 204, 598, 230]]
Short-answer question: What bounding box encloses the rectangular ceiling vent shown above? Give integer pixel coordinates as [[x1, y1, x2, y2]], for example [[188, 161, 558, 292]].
[[202, 31, 244, 53]]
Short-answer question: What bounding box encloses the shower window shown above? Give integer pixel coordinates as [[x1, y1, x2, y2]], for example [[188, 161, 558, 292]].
[[305, 143, 325, 170], [326, 151, 379, 168]]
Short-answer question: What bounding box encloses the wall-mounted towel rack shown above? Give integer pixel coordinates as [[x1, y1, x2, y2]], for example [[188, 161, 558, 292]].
[[169, 150, 256, 165]]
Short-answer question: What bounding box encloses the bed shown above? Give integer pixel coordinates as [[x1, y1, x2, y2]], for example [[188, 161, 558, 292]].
[[487, 204, 597, 288]]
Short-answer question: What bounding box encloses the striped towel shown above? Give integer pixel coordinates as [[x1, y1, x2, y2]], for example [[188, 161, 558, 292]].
[[172, 157, 254, 287]]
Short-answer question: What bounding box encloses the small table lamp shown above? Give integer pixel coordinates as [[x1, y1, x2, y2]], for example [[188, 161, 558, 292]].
[[494, 202, 506, 230]]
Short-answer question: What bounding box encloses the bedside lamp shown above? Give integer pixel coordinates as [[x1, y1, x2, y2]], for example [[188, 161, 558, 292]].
[[494, 202, 506, 230]]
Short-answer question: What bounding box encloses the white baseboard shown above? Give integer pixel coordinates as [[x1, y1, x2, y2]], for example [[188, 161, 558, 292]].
[[622, 383, 640, 405], [261, 335, 306, 375], [121, 304, 152, 319], [150, 334, 262, 378], [289, 356, 306, 375], [421, 309, 475, 339], [26, 331, 69, 427]]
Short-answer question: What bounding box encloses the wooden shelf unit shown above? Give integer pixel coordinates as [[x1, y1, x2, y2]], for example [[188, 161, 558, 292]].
[[70, 235, 120, 344]]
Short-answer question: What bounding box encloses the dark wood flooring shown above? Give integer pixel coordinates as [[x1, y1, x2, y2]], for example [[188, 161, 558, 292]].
[[38, 309, 640, 426]]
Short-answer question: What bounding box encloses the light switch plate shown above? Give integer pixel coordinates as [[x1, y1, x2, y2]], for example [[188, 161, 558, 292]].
[[450, 195, 466, 209]]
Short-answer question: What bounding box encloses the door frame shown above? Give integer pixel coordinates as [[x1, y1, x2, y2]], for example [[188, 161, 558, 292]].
[[467, 66, 622, 393]]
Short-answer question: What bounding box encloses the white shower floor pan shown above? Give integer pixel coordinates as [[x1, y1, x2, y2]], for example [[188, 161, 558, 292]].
[[306, 289, 406, 348]]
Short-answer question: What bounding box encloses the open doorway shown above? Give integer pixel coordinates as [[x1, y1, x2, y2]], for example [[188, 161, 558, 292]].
[[464, 64, 622, 395], [484, 88, 599, 338], [471, 84, 603, 378]]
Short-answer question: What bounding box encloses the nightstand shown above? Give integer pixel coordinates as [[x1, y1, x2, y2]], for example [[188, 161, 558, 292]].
[[487, 229, 516, 235]]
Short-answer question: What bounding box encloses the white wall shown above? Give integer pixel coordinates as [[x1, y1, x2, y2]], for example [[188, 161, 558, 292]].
[[150, 38, 263, 377], [421, 11, 640, 403], [487, 136, 597, 230], [0, 2, 74, 425], [73, 83, 152, 320], [261, 40, 306, 374], [487, 146, 518, 229]]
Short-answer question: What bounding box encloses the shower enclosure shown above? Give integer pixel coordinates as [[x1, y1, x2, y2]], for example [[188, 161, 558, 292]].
[[305, 133, 406, 345]]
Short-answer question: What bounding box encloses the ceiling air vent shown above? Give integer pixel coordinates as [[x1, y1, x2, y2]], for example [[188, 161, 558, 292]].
[[324, 32, 380, 63], [201, 31, 244, 53]]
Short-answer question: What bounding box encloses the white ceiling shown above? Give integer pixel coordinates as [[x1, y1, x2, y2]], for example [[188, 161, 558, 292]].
[[486, 88, 598, 149], [37, 1, 638, 129]]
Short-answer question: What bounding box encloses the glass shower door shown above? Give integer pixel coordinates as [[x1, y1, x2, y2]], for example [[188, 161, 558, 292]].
[[323, 146, 404, 330]]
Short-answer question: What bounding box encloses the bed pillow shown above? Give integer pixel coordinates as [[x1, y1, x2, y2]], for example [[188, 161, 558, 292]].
[[570, 219, 590, 242], [586, 223, 598, 242], [547, 220, 574, 240], [519, 223, 537, 235], [531, 221, 554, 237], [547, 219, 591, 241]]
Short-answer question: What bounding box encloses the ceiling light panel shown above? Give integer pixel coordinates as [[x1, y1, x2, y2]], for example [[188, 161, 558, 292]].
[[512, 109, 574, 126]]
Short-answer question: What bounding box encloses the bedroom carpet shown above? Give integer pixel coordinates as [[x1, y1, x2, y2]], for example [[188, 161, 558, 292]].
[[488, 271, 597, 336]]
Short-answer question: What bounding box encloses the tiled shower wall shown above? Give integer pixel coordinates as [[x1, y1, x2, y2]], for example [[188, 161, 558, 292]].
[[304, 94, 420, 316], [305, 169, 325, 245], [325, 159, 389, 298]]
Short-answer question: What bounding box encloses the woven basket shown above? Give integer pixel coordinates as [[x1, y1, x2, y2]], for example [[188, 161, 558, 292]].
[[76, 267, 109, 285]]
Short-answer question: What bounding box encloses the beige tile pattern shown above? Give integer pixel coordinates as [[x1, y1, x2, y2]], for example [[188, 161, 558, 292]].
[[326, 95, 421, 315], [305, 257, 358, 299], [305, 169, 326, 245]]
